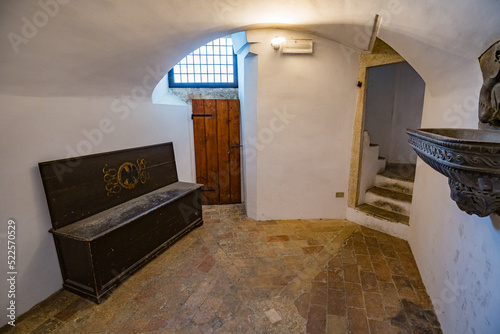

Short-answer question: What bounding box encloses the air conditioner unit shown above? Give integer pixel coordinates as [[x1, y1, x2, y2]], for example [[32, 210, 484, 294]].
[[282, 39, 313, 54]]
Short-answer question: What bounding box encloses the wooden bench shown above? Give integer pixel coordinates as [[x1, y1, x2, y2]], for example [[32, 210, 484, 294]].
[[38, 142, 203, 303]]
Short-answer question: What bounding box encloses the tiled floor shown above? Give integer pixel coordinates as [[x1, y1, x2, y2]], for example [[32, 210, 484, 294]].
[[1, 204, 442, 333]]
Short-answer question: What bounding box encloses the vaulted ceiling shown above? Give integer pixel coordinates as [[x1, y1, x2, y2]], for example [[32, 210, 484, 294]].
[[0, 0, 499, 97]]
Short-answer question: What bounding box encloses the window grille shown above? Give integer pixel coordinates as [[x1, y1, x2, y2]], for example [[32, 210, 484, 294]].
[[168, 37, 238, 88]]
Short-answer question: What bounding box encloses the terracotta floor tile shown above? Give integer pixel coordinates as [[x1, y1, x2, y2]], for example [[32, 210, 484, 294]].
[[3, 204, 442, 334], [302, 246, 325, 254], [327, 255, 343, 268], [363, 236, 379, 248], [295, 292, 311, 319], [343, 263, 361, 283], [306, 304, 327, 334], [197, 255, 216, 272], [393, 275, 419, 299], [368, 247, 386, 263], [53, 298, 91, 322], [347, 307, 370, 334], [267, 234, 290, 242], [379, 282, 401, 308], [369, 319, 399, 334], [386, 257, 406, 276], [353, 240, 370, 255], [310, 281, 328, 306], [344, 282, 364, 308], [313, 269, 327, 282], [373, 261, 393, 282], [327, 288, 346, 316], [364, 291, 386, 321], [327, 315, 348, 334], [356, 254, 374, 271], [379, 243, 398, 258], [327, 268, 345, 290], [360, 271, 379, 292], [141, 316, 169, 332]]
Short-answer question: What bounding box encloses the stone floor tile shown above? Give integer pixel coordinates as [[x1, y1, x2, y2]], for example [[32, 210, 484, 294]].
[[379, 242, 398, 258], [360, 270, 378, 292], [369, 319, 399, 334], [294, 292, 311, 319], [327, 315, 348, 334], [356, 254, 374, 272], [313, 269, 327, 282], [192, 296, 224, 325], [302, 246, 324, 254], [306, 304, 327, 334], [368, 246, 386, 263], [364, 291, 386, 321], [310, 282, 328, 307], [343, 263, 361, 283], [344, 282, 364, 309], [327, 288, 346, 317], [393, 275, 419, 299], [353, 240, 370, 255], [1, 204, 441, 334], [327, 255, 343, 268], [53, 298, 92, 322], [340, 248, 357, 265], [347, 307, 370, 334], [30, 318, 64, 334], [373, 261, 393, 282], [386, 257, 406, 276], [379, 282, 402, 308]]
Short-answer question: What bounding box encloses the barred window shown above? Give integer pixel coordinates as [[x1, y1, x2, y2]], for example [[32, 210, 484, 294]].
[[168, 37, 238, 88]]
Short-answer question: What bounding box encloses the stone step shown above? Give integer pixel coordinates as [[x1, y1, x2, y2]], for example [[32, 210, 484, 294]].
[[380, 164, 416, 182], [346, 205, 409, 240], [365, 187, 412, 216], [356, 203, 409, 226], [375, 173, 414, 195]]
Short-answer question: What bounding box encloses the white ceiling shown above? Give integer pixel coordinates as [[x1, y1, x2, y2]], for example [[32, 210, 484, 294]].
[[0, 0, 499, 97]]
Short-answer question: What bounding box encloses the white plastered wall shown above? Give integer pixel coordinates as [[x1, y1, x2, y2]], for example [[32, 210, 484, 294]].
[[0, 95, 194, 320], [241, 29, 360, 220]]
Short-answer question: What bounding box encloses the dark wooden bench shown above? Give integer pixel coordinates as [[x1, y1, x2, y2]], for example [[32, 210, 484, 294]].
[[38, 142, 203, 303]]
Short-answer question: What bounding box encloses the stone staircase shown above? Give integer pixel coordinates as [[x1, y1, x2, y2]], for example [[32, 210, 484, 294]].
[[347, 163, 415, 240]]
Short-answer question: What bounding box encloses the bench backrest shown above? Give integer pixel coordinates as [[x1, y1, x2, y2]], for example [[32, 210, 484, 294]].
[[39, 142, 178, 229]]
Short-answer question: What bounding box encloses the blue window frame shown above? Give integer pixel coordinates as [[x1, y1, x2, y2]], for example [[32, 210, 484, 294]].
[[168, 37, 238, 88]]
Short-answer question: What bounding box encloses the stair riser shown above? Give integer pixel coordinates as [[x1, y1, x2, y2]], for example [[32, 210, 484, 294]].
[[365, 192, 411, 216], [375, 175, 413, 195], [346, 208, 409, 240]]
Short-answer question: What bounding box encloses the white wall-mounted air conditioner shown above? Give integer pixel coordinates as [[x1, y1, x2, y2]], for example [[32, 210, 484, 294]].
[[282, 39, 313, 54]]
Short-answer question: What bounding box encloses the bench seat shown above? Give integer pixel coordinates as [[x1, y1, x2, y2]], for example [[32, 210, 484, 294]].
[[52, 182, 202, 241], [38, 142, 203, 302]]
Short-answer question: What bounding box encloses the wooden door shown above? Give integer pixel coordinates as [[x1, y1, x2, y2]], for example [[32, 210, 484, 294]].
[[192, 99, 241, 205]]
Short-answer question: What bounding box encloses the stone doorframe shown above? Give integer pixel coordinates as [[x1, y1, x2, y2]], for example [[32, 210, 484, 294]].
[[347, 41, 405, 208]]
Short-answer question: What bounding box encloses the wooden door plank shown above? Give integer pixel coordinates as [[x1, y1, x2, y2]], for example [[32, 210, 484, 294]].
[[228, 100, 242, 203], [217, 100, 231, 204], [204, 100, 220, 204], [192, 99, 209, 204]]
